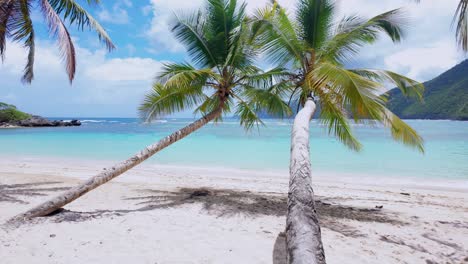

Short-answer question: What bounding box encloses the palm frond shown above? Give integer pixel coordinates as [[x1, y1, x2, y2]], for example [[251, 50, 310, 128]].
[[454, 0, 468, 51], [139, 82, 207, 121], [381, 107, 424, 152], [40, 0, 76, 82], [232, 93, 264, 130], [157, 62, 216, 89], [1, 0, 35, 82], [351, 69, 424, 100], [312, 63, 424, 152], [47, 0, 114, 50], [205, 0, 246, 64], [242, 66, 291, 89], [313, 82, 362, 151], [251, 3, 304, 65], [172, 11, 220, 68], [0, 0, 17, 60], [320, 9, 407, 63], [19, 0, 34, 83], [240, 84, 292, 119], [225, 16, 256, 68], [311, 62, 384, 120], [296, 0, 335, 49]]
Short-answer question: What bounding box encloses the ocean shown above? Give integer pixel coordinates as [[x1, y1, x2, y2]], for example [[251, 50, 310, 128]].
[[0, 118, 467, 179]]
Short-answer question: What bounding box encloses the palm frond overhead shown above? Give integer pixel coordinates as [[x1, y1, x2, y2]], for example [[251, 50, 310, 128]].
[[252, 1, 425, 152], [320, 9, 407, 63], [454, 0, 468, 51], [296, 0, 335, 49], [0, 0, 114, 83], [40, 0, 76, 82], [47, 0, 114, 50]]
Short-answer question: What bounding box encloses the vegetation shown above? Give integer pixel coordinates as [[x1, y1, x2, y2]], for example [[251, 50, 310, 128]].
[[251, 1, 424, 262], [0, 102, 30, 123], [387, 59, 468, 120], [13, 0, 291, 221], [139, 0, 291, 128], [0, 0, 114, 83]]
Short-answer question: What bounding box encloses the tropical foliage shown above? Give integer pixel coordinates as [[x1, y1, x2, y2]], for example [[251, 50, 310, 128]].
[[0, 102, 30, 122], [139, 0, 292, 129], [0, 0, 114, 83], [251, 0, 425, 152]]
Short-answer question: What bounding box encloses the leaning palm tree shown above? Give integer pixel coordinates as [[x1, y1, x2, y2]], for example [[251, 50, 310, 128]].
[[252, 1, 424, 263], [12, 0, 291, 221], [0, 0, 114, 83]]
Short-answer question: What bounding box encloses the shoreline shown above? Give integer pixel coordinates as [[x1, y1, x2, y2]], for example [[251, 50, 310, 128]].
[[0, 155, 467, 193]]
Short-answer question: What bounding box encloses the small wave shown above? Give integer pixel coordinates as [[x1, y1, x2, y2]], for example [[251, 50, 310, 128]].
[[142, 120, 168, 124], [81, 119, 106, 123]]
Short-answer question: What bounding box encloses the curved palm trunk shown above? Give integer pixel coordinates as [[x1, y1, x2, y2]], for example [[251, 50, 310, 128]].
[[286, 98, 326, 264], [11, 107, 222, 221]]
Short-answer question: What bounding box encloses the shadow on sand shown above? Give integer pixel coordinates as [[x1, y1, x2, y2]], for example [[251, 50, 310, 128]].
[[35, 187, 403, 228], [4, 185, 407, 264], [0, 182, 70, 204]]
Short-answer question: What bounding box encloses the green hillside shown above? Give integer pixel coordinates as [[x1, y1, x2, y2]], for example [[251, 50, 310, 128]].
[[387, 59, 468, 120], [0, 102, 31, 123]]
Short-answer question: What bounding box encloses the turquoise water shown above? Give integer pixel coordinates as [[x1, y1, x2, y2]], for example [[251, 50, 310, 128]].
[[0, 118, 467, 179]]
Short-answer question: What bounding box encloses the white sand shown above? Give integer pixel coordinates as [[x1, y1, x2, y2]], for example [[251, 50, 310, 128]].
[[0, 157, 467, 263]]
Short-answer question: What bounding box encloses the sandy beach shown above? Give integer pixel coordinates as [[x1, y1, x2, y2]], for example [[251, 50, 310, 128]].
[[1, 157, 467, 264]]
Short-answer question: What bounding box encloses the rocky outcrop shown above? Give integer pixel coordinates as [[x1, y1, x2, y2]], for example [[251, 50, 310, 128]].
[[1, 116, 81, 127]]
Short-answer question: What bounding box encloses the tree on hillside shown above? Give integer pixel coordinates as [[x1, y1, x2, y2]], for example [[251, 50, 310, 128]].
[[12, 0, 291, 221], [0, 0, 114, 83], [252, 1, 424, 263]]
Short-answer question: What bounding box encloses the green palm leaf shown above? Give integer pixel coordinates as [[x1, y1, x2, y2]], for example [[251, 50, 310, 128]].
[[320, 9, 407, 63], [139, 83, 207, 121], [296, 0, 335, 49], [47, 0, 114, 50]]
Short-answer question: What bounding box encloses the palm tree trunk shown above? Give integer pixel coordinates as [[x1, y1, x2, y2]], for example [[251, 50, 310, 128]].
[[286, 98, 326, 264], [11, 107, 223, 221]]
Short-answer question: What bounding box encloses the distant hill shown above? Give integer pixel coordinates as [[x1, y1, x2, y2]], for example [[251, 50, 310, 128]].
[[0, 102, 31, 123], [387, 59, 468, 120]]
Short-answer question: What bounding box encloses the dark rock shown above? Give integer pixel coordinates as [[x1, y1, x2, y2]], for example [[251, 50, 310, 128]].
[[70, 120, 81, 126], [11, 116, 81, 128]]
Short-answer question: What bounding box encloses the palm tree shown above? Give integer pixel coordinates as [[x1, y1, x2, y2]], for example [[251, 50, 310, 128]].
[[12, 0, 291, 221], [0, 0, 114, 83], [252, 1, 424, 263]]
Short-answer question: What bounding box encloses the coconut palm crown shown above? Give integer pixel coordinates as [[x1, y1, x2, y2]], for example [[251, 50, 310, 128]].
[[252, 0, 425, 152], [140, 0, 291, 129], [0, 0, 114, 83]]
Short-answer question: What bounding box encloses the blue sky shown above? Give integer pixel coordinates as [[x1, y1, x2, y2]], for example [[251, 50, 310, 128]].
[[0, 0, 466, 117]]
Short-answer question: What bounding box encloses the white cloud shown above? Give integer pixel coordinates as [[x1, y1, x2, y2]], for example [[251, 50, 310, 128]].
[[98, 1, 132, 25], [85, 57, 161, 81], [384, 39, 461, 81], [0, 40, 162, 117], [145, 0, 204, 53]]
